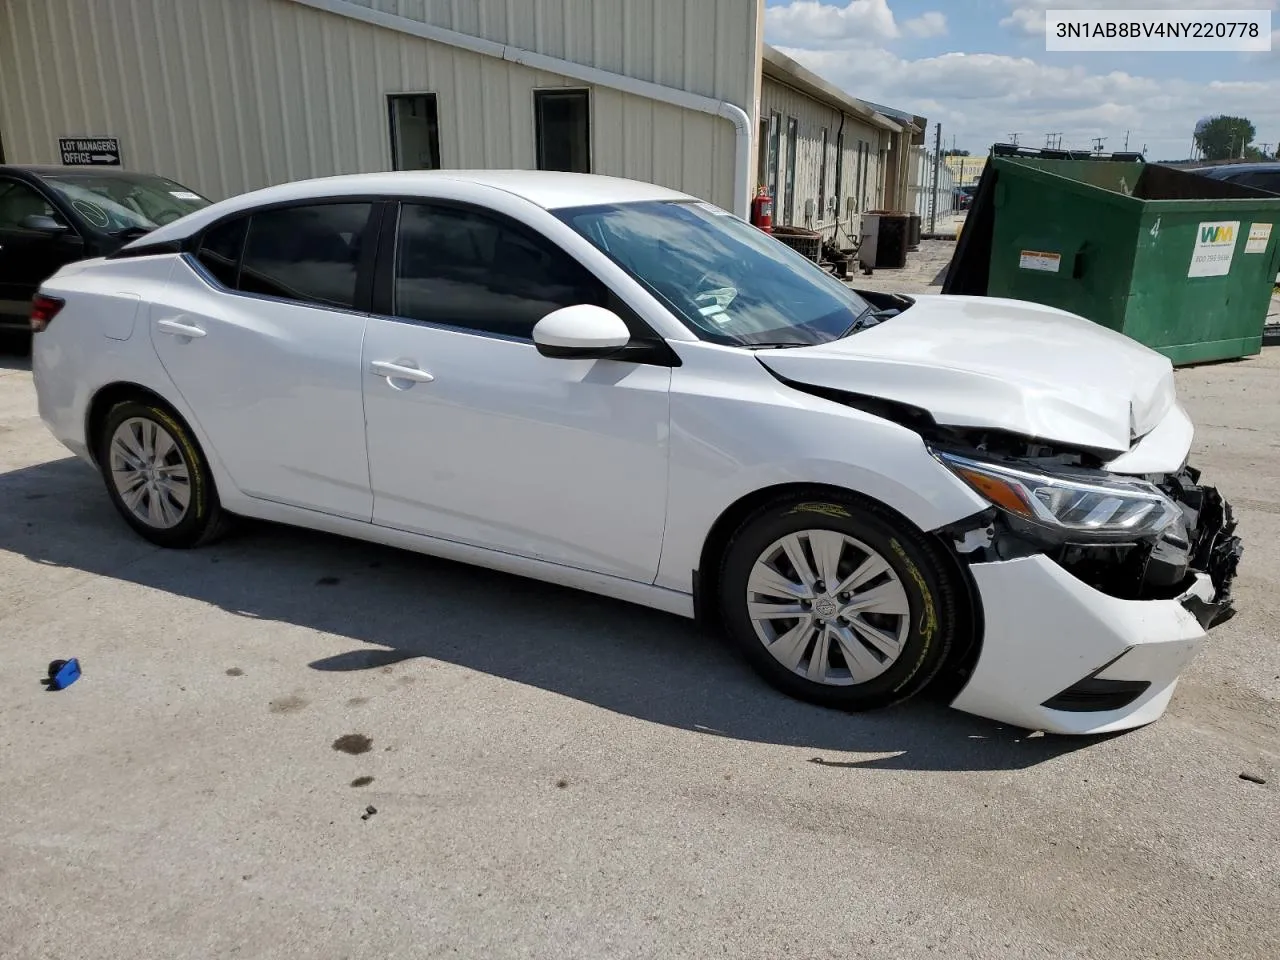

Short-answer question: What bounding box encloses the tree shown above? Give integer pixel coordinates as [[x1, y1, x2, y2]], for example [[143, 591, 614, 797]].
[[1193, 115, 1256, 160], [942, 149, 970, 157]]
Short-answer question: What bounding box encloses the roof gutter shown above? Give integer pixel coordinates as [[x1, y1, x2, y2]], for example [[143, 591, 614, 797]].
[[290, 0, 754, 217]]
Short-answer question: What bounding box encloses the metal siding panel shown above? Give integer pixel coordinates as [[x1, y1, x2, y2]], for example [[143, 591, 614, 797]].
[[562, 0, 593, 66], [651, 100, 685, 195], [0, 0, 752, 207], [591, 0, 625, 75]]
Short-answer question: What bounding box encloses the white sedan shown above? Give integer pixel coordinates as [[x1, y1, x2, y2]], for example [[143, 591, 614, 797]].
[[31, 171, 1242, 734]]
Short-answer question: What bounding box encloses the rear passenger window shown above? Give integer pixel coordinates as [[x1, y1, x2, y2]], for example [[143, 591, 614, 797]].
[[195, 217, 247, 288], [238, 203, 373, 310], [394, 203, 606, 338]]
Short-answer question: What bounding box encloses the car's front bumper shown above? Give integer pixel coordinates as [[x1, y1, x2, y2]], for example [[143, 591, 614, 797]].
[[948, 485, 1241, 735]]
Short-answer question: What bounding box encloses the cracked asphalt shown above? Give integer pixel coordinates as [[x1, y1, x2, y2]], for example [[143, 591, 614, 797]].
[[1, 331, 1277, 960]]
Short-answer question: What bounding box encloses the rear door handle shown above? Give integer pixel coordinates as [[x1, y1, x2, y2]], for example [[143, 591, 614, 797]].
[[369, 360, 434, 383], [156, 318, 207, 338]]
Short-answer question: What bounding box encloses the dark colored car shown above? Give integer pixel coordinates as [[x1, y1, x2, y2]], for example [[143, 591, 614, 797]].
[[0, 166, 211, 331], [1192, 162, 1280, 194]]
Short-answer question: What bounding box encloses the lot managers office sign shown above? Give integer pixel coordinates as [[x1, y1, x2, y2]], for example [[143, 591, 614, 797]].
[[58, 137, 121, 166]]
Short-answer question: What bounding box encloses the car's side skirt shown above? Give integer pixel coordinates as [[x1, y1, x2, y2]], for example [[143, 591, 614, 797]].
[[225, 493, 697, 620]]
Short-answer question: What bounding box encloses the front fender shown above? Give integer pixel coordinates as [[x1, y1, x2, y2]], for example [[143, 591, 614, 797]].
[[655, 361, 988, 594]]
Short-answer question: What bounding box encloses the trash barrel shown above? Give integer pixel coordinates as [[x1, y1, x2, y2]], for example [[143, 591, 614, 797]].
[[908, 213, 921, 251], [944, 156, 1280, 365]]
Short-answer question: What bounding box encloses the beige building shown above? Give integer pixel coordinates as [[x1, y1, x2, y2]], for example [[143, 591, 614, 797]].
[[0, 0, 922, 240]]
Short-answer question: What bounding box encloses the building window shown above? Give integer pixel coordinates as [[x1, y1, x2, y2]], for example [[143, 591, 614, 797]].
[[766, 112, 781, 203], [535, 89, 591, 173], [388, 94, 441, 171], [783, 117, 798, 225], [818, 128, 828, 222], [834, 131, 845, 218]]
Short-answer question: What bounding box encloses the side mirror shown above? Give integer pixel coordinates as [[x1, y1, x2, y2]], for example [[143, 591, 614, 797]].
[[532, 305, 631, 360], [20, 214, 69, 235]]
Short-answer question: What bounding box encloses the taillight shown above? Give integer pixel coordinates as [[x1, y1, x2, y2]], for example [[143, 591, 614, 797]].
[[30, 295, 65, 333]]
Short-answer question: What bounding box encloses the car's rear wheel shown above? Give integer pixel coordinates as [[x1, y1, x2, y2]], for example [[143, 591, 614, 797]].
[[97, 399, 229, 548], [719, 493, 957, 711]]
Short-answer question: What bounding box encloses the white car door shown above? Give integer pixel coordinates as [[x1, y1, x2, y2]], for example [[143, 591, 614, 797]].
[[361, 200, 673, 582], [149, 201, 376, 520]]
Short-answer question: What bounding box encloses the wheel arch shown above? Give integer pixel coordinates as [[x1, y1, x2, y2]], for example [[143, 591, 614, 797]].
[[85, 381, 188, 466], [694, 482, 984, 691]]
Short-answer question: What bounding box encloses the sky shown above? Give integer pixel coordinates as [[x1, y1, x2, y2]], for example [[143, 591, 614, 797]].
[[763, 0, 1279, 159]]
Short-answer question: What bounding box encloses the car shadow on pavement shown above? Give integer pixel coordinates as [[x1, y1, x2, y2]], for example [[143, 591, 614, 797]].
[[0, 455, 1113, 772]]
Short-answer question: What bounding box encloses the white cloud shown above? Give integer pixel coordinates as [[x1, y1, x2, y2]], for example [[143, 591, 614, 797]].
[[764, 1, 948, 47], [1001, 0, 1276, 37], [771, 44, 1280, 158], [904, 11, 948, 39]]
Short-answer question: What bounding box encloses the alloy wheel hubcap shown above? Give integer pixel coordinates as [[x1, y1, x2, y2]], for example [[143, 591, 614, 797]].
[[746, 529, 911, 686], [108, 417, 192, 530]]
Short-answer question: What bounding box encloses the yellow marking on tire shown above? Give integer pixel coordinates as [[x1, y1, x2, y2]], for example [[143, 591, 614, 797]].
[[788, 502, 851, 519], [890, 538, 937, 641], [149, 407, 206, 521]]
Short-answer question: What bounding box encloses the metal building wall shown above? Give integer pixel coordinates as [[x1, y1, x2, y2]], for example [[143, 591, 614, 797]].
[[0, 0, 757, 209], [758, 77, 885, 241], [346, 0, 762, 107]]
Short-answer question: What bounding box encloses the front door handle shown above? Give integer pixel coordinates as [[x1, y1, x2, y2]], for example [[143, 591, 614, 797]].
[[156, 318, 207, 338], [369, 359, 434, 383]]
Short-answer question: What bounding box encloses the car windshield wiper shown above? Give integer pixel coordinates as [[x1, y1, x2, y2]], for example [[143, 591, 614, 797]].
[[742, 341, 813, 350], [837, 306, 900, 339]]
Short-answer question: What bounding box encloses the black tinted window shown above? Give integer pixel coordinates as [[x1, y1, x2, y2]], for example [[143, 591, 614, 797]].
[[394, 203, 605, 338], [240, 203, 373, 309], [195, 217, 247, 288], [1242, 172, 1280, 194]]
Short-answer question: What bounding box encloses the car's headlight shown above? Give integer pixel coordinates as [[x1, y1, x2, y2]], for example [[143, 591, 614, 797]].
[[934, 450, 1183, 539]]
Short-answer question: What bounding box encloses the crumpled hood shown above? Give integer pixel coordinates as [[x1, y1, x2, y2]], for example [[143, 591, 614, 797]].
[[760, 294, 1177, 454]]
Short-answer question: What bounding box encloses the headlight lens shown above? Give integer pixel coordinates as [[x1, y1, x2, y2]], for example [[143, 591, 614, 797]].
[[935, 450, 1183, 539]]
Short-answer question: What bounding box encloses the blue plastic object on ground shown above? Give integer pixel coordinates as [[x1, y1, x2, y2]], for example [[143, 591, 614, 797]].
[[47, 658, 81, 691]]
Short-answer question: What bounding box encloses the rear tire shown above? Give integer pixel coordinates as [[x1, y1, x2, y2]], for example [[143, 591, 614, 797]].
[[96, 399, 230, 548], [718, 492, 957, 711]]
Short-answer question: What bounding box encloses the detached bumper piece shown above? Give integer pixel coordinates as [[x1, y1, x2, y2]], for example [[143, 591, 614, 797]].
[[1174, 479, 1242, 630]]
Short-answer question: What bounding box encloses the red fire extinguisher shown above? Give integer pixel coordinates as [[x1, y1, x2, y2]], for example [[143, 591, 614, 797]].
[[751, 187, 774, 233]]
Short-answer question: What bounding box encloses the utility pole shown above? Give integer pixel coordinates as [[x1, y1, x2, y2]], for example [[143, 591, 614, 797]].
[[1008, 132, 1021, 146], [930, 122, 942, 234], [1092, 137, 1106, 154], [1123, 130, 1130, 151]]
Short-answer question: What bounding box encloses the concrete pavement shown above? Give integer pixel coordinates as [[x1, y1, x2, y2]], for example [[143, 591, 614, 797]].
[[1, 340, 1277, 960]]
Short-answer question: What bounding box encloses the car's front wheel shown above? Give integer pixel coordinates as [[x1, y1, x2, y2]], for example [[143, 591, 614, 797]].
[[719, 493, 957, 711], [97, 399, 229, 548]]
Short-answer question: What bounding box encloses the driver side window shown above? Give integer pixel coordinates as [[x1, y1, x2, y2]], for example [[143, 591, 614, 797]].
[[393, 202, 607, 339], [0, 180, 56, 229]]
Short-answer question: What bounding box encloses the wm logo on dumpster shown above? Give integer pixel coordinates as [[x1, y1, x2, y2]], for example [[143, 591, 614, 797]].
[[1200, 224, 1235, 245]]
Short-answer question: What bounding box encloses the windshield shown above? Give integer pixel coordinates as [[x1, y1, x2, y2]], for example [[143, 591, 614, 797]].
[[42, 174, 211, 233], [555, 200, 872, 347]]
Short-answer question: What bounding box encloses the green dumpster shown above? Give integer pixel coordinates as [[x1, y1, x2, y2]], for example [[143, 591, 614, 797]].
[[945, 156, 1280, 365]]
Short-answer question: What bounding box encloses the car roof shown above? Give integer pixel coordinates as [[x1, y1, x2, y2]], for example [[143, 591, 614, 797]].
[[0, 164, 192, 183], [1196, 162, 1280, 178], [125, 170, 696, 250]]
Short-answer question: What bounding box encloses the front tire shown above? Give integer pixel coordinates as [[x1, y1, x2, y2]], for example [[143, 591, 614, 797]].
[[97, 399, 228, 548], [719, 493, 957, 711]]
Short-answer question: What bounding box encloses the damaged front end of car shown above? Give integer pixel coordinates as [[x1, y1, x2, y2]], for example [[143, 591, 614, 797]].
[[928, 434, 1242, 630]]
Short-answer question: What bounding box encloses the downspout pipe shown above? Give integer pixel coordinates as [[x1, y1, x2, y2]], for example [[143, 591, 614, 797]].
[[292, 0, 754, 218]]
